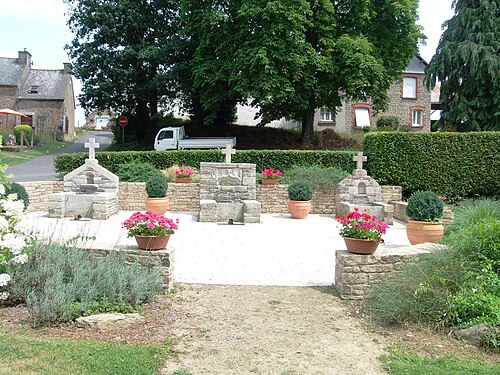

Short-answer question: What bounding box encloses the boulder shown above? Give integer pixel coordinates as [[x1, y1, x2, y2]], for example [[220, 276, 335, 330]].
[[75, 313, 144, 329]]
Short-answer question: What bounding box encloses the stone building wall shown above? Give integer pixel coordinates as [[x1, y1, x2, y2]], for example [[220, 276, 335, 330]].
[[335, 244, 440, 300], [17, 99, 64, 136], [0, 86, 18, 129]]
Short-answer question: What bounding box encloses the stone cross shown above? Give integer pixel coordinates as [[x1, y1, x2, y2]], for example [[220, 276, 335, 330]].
[[353, 151, 367, 170], [221, 144, 236, 164], [84, 138, 100, 160]]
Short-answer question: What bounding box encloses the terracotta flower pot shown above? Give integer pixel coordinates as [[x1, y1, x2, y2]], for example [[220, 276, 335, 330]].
[[261, 179, 278, 185], [406, 220, 444, 245], [175, 177, 192, 183], [288, 200, 311, 219], [134, 235, 170, 250], [145, 197, 169, 215], [343, 237, 379, 255]]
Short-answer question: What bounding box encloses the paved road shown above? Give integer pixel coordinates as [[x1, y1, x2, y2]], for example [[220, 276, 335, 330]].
[[6, 132, 113, 182]]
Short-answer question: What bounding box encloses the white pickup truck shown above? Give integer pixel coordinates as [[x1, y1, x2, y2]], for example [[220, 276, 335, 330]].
[[154, 126, 237, 151]]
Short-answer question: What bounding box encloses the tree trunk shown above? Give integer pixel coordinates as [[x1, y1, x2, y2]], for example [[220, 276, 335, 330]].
[[301, 103, 316, 147]]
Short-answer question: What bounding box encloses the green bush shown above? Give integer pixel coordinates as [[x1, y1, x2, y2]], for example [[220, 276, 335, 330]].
[[13, 125, 32, 144], [446, 198, 500, 235], [287, 181, 313, 201], [5, 182, 29, 210], [364, 132, 500, 198], [406, 191, 444, 222], [375, 115, 400, 131], [281, 165, 349, 190], [54, 150, 357, 177], [146, 175, 168, 198], [10, 241, 162, 325], [117, 161, 163, 182]]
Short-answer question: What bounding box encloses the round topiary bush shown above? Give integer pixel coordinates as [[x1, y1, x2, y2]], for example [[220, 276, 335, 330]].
[[145, 175, 168, 198], [6, 182, 29, 210], [287, 181, 313, 201], [406, 191, 444, 222], [13, 125, 32, 144], [117, 161, 163, 182]]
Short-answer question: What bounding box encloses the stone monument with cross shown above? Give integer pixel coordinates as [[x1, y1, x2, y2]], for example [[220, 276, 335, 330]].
[[48, 137, 119, 220], [336, 151, 394, 224], [199, 145, 261, 223]]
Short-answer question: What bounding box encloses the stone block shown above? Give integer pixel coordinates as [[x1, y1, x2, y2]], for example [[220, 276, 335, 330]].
[[75, 313, 143, 328]]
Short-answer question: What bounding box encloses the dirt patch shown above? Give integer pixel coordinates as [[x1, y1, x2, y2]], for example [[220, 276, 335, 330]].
[[1, 284, 497, 374]]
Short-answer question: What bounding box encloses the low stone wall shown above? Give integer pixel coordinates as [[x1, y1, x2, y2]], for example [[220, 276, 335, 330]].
[[391, 200, 454, 226], [22, 181, 64, 212], [88, 246, 174, 290], [335, 244, 441, 300]]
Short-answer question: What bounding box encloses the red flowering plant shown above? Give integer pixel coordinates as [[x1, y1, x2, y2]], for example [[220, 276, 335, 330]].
[[122, 211, 179, 237], [175, 167, 194, 179], [261, 168, 283, 180], [336, 208, 388, 242]]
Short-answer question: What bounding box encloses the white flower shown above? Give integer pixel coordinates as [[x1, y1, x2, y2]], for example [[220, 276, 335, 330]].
[[0, 273, 11, 287], [0, 216, 8, 232], [0, 291, 9, 301], [0, 184, 5, 195], [0, 233, 26, 255], [472, 288, 477, 293], [11, 254, 28, 264], [2, 199, 24, 216]]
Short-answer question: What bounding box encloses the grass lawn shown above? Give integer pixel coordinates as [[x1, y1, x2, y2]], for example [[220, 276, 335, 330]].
[[0, 332, 168, 375], [0, 141, 70, 167], [381, 348, 500, 375]]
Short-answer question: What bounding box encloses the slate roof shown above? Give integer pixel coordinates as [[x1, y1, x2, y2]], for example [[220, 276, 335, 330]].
[[18, 70, 69, 100], [0, 57, 25, 86], [404, 56, 428, 74]]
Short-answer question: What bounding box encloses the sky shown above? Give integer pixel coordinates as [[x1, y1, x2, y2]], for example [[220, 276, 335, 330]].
[[0, 0, 455, 126]]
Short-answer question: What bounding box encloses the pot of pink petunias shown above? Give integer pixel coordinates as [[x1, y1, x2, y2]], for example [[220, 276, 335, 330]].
[[122, 211, 179, 250]]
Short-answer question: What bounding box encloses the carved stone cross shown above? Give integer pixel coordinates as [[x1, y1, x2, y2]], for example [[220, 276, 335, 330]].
[[221, 144, 236, 164], [353, 151, 367, 170], [84, 138, 100, 160]]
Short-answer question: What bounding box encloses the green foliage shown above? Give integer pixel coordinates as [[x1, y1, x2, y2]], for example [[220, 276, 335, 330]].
[[117, 161, 163, 182], [375, 115, 401, 131], [287, 181, 313, 201], [364, 132, 500, 198], [425, 0, 500, 131], [0, 333, 167, 375], [446, 198, 500, 234], [54, 150, 357, 177], [13, 125, 32, 144], [146, 175, 168, 198], [5, 182, 29, 210], [282, 165, 349, 190], [406, 191, 444, 222], [10, 240, 162, 325]]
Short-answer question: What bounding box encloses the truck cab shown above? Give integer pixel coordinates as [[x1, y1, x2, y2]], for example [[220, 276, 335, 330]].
[[155, 127, 184, 151]]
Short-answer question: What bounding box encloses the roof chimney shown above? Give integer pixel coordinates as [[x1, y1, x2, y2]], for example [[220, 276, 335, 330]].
[[18, 49, 32, 66], [63, 63, 72, 74]]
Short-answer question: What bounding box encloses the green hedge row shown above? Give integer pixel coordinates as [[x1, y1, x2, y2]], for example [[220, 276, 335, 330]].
[[364, 132, 500, 198], [54, 150, 357, 176]]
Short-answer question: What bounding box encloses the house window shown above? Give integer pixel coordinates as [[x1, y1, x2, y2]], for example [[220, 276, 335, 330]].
[[319, 107, 334, 122], [402, 77, 417, 98], [353, 105, 372, 128], [410, 106, 425, 127], [29, 85, 39, 94]]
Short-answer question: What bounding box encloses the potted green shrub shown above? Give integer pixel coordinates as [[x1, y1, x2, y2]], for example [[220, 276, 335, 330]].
[[287, 180, 313, 219], [405, 191, 444, 245], [145, 175, 169, 215]]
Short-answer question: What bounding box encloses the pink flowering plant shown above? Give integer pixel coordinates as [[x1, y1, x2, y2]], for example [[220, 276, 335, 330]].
[[261, 168, 283, 180], [175, 167, 194, 179], [336, 208, 388, 242], [122, 211, 179, 237]]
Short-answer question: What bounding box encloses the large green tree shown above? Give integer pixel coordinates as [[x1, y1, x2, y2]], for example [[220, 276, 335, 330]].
[[185, 0, 422, 145], [65, 0, 180, 144], [425, 0, 499, 131]]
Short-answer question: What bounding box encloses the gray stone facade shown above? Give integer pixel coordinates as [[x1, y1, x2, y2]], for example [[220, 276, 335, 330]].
[[199, 162, 261, 223]]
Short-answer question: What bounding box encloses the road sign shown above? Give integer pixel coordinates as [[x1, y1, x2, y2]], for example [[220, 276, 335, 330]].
[[118, 116, 128, 127]]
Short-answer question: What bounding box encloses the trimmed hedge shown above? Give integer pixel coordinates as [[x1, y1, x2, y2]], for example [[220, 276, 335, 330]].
[[54, 150, 356, 176], [364, 132, 500, 198]]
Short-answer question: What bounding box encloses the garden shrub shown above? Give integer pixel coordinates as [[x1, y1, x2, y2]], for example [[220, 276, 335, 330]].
[[146, 175, 168, 198], [54, 150, 357, 177], [446, 198, 500, 235], [406, 191, 444, 222], [375, 115, 400, 131], [281, 165, 349, 190], [117, 161, 163, 182], [364, 132, 500, 198], [287, 181, 313, 201], [5, 182, 29, 210], [10, 240, 162, 325], [13, 125, 32, 144]]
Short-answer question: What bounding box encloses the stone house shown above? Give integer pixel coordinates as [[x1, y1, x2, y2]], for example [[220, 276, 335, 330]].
[[236, 56, 431, 133], [0, 50, 76, 140]]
